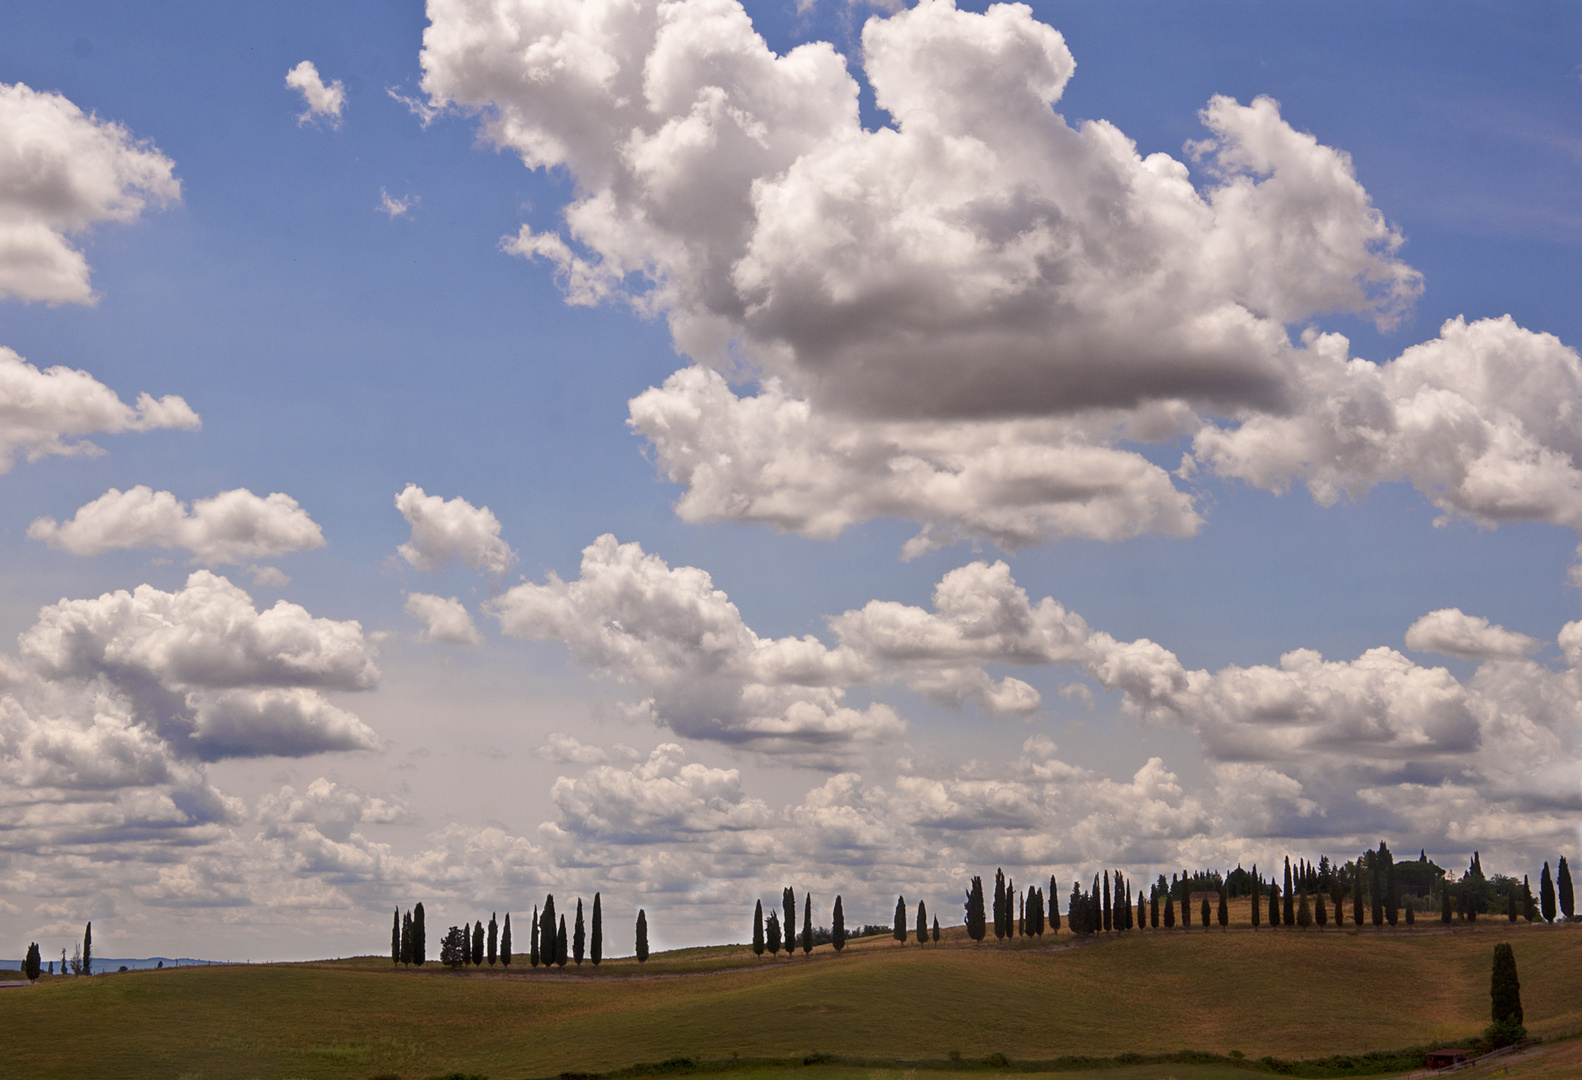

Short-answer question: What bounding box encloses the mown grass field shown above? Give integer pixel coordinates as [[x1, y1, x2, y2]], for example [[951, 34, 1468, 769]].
[[1, 912, 1577, 1080]]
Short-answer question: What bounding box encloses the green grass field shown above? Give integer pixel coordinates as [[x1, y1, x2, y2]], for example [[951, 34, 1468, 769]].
[[1, 912, 1577, 1080]]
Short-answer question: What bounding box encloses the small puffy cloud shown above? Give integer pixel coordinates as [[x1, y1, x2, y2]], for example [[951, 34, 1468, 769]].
[[285, 62, 346, 126], [0, 347, 199, 470], [403, 592, 481, 645], [378, 188, 416, 218], [394, 483, 516, 579], [485, 534, 899, 760], [0, 81, 181, 304], [28, 486, 324, 565], [1405, 608, 1540, 661]]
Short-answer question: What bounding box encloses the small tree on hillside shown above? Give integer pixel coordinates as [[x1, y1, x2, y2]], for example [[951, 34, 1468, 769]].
[[965, 877, 986, 942], [832, 896, 846, 952], [893, 895, 907, 943], [24, 942, 40, 983], [766, 910, 782, 956], [1540, 863, 1556, 923], [1297, 891, 1312, 929], [1353, 868, 1365, 928], [802, 894, 812, 955], [1163, 891, 1175, 929], [591, 894, 602, 966], [1150, 888, 1159, 929], [932, 917, 940, 943], [473, 921, 485, 966], [1218, 888, 1229, 929], [635, 909, 649, 963], [530, 904, 540, 967], [392, 908, 400, 965], [414, 903, 426, 965], [574, 899, 586, 965], [783, 888, 796, 957], [401, 910, 413, 966], [1180, 881, 1191, 928], [555, 915, 567, 968], [541, 896, 556, 969], [1487, 942, 1526, 1046], [993, 870, 1007, 940], [753, 900, 765, 956], [441, 925, 466, 968], [1200, 896, 1211, 929], [1284, 858, 1295, 926], [916, 899, 928, 945], [1559, 857, 1575, 921], [1269, 882, 1281, 929], [488, 912, 499, 966], [502, 913, 513, 967], [1050, 876, 1060, 932], [1315, 890, 1328, 928]]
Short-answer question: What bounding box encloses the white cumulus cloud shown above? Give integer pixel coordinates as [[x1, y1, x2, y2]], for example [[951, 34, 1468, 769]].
[[285, 61, 346, 126], [394, 483, 516, 579], [403, 592, 481, 645], [28, 486, 324, 565], [0, 81, 181, 304], [1404, 608, 1540, 661]]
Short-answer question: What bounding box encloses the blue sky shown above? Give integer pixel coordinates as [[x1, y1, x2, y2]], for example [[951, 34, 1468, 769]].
[[1, 0, 1579, 960]]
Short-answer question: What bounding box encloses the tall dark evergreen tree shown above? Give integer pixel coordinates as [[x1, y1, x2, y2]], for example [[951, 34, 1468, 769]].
[[392, 909, 400, 965], [753, 900, 765, 956], [783, 887, 796, 957], [82, 921, 91, 977], [916, 899, 928, 944], [1090, 874, 1101, 933], [1181, 877, 1191, 928], [1488, 942, 1526, 1045], [1102, 871, 1112, 932], [473, 920, 485, 966], [993, 869, 1007, 940], [832, 896, 846, 951], [25, 942, 41, 982], [1385, 857, 1399, 927], [1284, 858, 1294, 926], [488, 913, 499, 966], [1218, 888, 1229, 929], [1269, 881, 1280, 929], [401, 910, 413, 966], [1069, 881, 1089, 935], [1007, 877, 1016, 935], [1138, 888, 1147, 932], [932, 917, 940, 943], [1508, 889, 1519, 923], [802, 893, 812, 955], [1540, 863, 1556, 923], [573, 899, 586, 964], [766, 910, 782, 955], [1441, 888, 1452, 924], [893, 895, 907, 943], [1151, 888, 1159, 929], [414, 903, 426, 965], [541, 896, 556, 970], [591, 894, 602, 966], [530, 904, 540, 967], [965, 876, 986, 942], [635, 909, 649, 963], [1163, 890, 1175, 929], [1250, 881, 1261, 929], [1315, 890, 1328, 928], [502, 913, 513, 968], [555, 915, 567, 968], [1559, 857, 1575, 921], [1353, 866, 1365, 927], [1371, 858, 1384, 927], [1049, 880, 1060, 934], [1523, 876, 1536, 922], [1406, 903, 1415, 927], [1200, 895, 1211, 929]]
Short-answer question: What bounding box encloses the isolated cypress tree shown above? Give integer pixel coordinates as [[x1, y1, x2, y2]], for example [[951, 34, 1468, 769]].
[[1138, 889, 1147, 932], [473, 921, 485, 966], [916, 899, 928, 945], [541, 896, 556, 969], [1508, 889, 1519, 923], [24, 942, 40, 982], [966, 876, 986, 942], [531, 904, 540, 967], [392, 909, 400, 965], [932, 917, 940, 943], [401, 910, 413, 966], [1487, 942, 1526, 1045], [1441, 888, 1452, 925], [753, 900, 765, 956], [1559, 857, 1575, 921], [1269, 882, 1280, 929], [893, 895, 907, 943], [414, 903, 426, 965], [1523, 876, 1536, 922], [1284, 858, 1294, 926], [832, 896, 846, 951], [1315, 890, 1328, 928], [502, 913, 513, 967], [635, 909, 649, 963], [554, 916, 566, 968], [591, 894, 602, 966], [488, 913, 499, 966], [79, 922, 90, 976], [573, 900, 586, 965], [1250, 881, 1260, 929], [1297, 891, 1312, 929], [1049, 881, 1060, 934], [993, 870, 1007, 940], [1218, 888, 1229, 929], [1540, 863, 1556, 923], [1163, 891, 1175, 929], [801, 894, 812, 955], [783, 888, 796, 956], [766, 910, 781, 955]]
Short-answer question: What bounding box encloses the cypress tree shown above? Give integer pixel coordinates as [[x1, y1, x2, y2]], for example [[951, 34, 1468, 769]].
[[1406, 903, 1415, 927], [392, 909, 400, 965], [1284, 858, 1294, 926], [1269, 881, 1280, 929], [555, 915, 567, 967], [1487, 942, 1526, 1045], [82, 922, 91, 977], [531, 904, 540, 967], [1315, 890, 1328, 928], [488, 913, 499, 966], [783, 888, 796, 957], [1250, 881, 1260, 929], [414, 903, 426, 965], [502, 913, 513, 967], [1049, 882, 1060, 934], [1297, 890, 1312, 929], [1441, 888, 1452, 925], [965, 877, 986, 942], [802, 894, 812, 955], [574, 899, 586, 964], [1009, 877, 1017, 935], [541, 896, 556, 970], [1163, 891, 1175, 929], [635, 909, 649, 963], [1181, 878, 1191, 928], [893, 895, 907, 943], [1218, 888, 1229, 929], [1139, 888, 1147, 932], [1558, 857, 1575, 921], [833, 896, 846, 951], [1523, 876, 1536, 922], [933, 917, 940, 943], [1353, 867, 1365, 928], [766, 910, 781, 955], [1151, 888, 1159, 929], [24, 942, 40, 982], [591, 894, 602, 966], [1068, 881, 1087, 935], [1386, 861, 1399, 928], [1200, 895, 1211, 929], [1102, 872, 1112, 932], [993, 870, 1006, 940], [916, 899, 928, 944], [473, 921, 485, 966], [1371, 859, 1383, 927], [1540, 863, 1556, 923], [753, 900, 765, 956], [1508, 888, 1519, 923], [401, 910, 413, 966], [1090, 875, 1101, 933]]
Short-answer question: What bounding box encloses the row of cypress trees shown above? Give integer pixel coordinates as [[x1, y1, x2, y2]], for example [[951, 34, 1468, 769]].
[[393, 894, 652, 967], [749, 888, 945, 956], [438, 912, 512, 968]]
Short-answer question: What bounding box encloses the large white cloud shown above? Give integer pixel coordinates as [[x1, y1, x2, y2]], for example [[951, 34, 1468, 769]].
[[0, 81, 180, 304], [1405, 607, 1540, 661], [0, 347, 199, 472], [394, 483, 516, 579], [28, 486, 324, 565]]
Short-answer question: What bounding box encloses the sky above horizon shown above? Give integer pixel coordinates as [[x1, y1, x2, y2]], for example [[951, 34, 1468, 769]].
[[1, 0, 1581, 962]]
